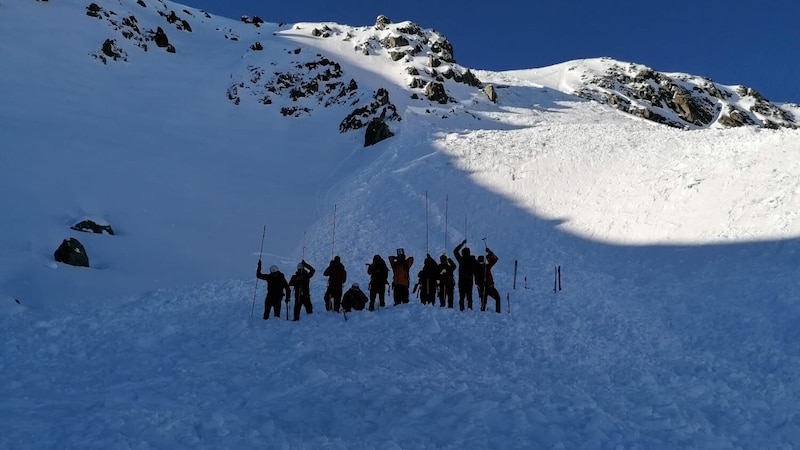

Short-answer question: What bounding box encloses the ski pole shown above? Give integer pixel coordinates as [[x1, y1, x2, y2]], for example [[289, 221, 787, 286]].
[[481, 237, 488, 306], [250, 225, 266, 318], [425, 191, 429, 254], [331, 204, 337, 260], [558, 265, 562, 291], [444, 194, 448, 254], [513, 260, 518, 290]]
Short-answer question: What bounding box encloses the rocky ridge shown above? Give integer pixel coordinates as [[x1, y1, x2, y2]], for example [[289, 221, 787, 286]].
[[565, 58, 798, 130]]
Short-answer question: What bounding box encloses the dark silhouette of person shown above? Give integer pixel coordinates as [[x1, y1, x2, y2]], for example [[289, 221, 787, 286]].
[[288, 260, 315, 321], [437, 253, 456, 308], [256, 262, 291, 319], [474, 248, 501, 313], [454, 240, 477, 310], [323, 256, 347, 312], [367, 254, 389, 311]]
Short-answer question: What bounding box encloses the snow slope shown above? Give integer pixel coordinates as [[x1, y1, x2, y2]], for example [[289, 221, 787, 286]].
[[2, 0, 800, 448]]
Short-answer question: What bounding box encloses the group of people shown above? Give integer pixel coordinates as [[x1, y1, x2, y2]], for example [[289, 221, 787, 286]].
[[255, 239, 501, 321]]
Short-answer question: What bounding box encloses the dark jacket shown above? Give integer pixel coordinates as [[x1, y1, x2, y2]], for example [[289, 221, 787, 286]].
[[289, 261, 316, 299], [256, 267, 291, 299], [342, 286, 368, 311], [438, 255, 456, 286], [415, 254, 440, 295], [474, 250, 498, 286], [323, 257, 347, 287], [367, 255, 389, 286], [454, 242, 478, 285]]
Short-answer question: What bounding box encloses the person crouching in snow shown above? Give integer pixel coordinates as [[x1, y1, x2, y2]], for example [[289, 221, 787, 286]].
[[341, 283, 368, 312]]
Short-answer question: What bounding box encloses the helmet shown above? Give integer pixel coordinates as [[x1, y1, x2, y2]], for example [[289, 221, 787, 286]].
[[352, 283, 359, 289], [297, 262, 304, 270], [269, 265, 279, 273], [477, 255, 485, 263]]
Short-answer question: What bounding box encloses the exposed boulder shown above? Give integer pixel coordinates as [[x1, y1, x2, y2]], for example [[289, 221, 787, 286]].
[[430, 36, 454, 63], [250, 41, 263, 51], [364, 118, 394, 147], [93, 38, 128, 64], [54, 238, 90, 268], [71, 219, 115, 235], [381, 35, 409, 49], [153, 26, 169, 48], [86, 3, 101, 18], [340, 88, 400, 133], [483, 85, 498, 103], [375, 15, 391, 30], [454, 68, 482, 88], [424, 81, 450, 104]]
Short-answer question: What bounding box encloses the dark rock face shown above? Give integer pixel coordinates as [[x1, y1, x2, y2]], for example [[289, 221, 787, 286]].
[[71, 220, 115, 235], [153, 27, 169, 48], [54, 238, 90, 268], [340, 88, 400, 133], [86, 3, 101, 15], [364, 118, 394, 147], [93, 38, 127, 64], [424, 82, 450, 104]]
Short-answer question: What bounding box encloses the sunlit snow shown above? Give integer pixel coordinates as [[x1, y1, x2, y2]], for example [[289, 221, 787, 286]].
[[2, 0, 800, 448]]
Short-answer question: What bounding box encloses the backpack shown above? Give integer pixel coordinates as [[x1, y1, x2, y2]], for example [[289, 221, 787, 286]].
[[371, 258, 388, 281]]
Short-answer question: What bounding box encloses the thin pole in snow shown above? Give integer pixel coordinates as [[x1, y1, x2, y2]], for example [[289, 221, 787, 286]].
[[331, 204, 337, 260], [425, 191, 429, 254], [444, 194, 449, 254], [251, 225, 266, 318]]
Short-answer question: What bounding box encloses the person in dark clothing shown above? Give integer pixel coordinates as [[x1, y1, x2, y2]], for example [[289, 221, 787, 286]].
[[323, 255, 347, 312], [256, 261, 291, 319], [437, 253, 457, 308], [341, 283, 368, 312], [388, 248, 414, 305], [454, 240, 477, 310], [366, 254, 389, 311], [474, 248, 501, 313], [413, 254, 439, 305], [289, 260, 315, 321]]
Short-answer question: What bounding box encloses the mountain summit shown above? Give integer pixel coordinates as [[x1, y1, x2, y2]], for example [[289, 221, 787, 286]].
[[2, 1, 800, 449]]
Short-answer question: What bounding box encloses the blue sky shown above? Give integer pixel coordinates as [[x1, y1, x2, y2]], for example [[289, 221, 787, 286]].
[[183, 0, 799, 103]]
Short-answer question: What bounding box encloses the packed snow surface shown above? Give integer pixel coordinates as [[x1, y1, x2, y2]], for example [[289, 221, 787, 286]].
[[2, 0, 800, 448]]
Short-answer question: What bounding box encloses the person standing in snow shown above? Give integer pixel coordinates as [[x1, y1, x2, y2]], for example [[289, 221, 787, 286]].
[[366, 254, 389, 311], [323, 255, 347, 313], [341, 283, 368, 312], [388, 248, 414, 305], [437, 253, 457, 308], [256, 261, 291, 320], [454, 240, 477, 310], [289, 260, 315, 321], [474, 248, 501, 313], [413, 253, 439, 305]]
